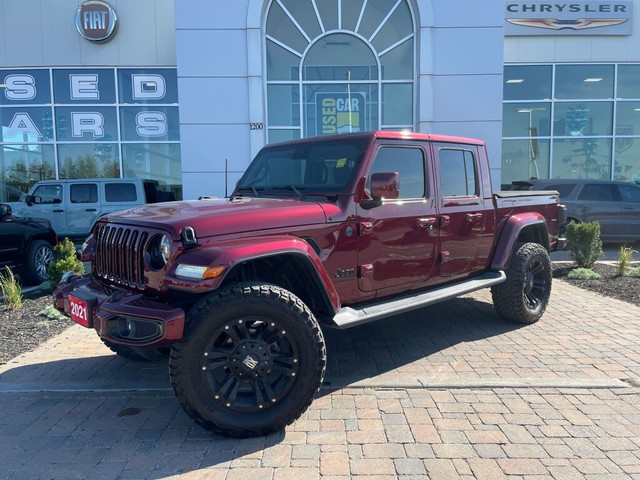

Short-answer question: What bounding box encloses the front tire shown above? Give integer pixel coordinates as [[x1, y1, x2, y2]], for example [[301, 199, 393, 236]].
[[170, 282, 326, 437], [491, 242, 552, 324], [25, 240, 54, 285]]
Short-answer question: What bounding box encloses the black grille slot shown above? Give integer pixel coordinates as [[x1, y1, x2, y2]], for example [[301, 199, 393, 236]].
[[94, 225, 149, 289]]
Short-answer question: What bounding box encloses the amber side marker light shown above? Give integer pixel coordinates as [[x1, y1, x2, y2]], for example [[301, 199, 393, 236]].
[[175, 264, 225, 280]]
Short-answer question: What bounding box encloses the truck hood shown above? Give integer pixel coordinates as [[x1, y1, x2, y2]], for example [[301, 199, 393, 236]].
[[100, 197, 335, 237]]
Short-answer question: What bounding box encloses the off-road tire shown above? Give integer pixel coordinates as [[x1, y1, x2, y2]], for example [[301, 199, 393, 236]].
[[169, 282, 326, 438], [101, 338, 169, 361], [25, 240, 54, 285], [491, 242, 552, 324]]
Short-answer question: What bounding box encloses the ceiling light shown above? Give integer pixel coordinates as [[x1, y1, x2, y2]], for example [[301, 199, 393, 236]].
[[584, 78, 603, 82], [506, 79, 524, 83], [634, 108, 640, 112]]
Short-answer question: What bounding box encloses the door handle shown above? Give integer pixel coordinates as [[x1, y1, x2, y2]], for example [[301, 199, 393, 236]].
[[624, 206, 634, 210], [439, 215, 450, 227], [53, 209, 64, 213], [465, 213, 483, 222], [416, 217, 437, 229], [85, 208, 97, 212]]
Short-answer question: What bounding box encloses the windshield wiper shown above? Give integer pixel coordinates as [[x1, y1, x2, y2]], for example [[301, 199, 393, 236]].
[[272, 185, 306, 200], [232, 183, 262, 198]]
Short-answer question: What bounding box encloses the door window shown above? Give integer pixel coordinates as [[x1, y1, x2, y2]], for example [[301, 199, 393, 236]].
[[70, 184, 98, 203], [367, 147, 425, 199], [439, 149, 477, 197], [32, 184, 62, 204], [105, 183, 137, 202], [618, 184, 640, 203], [577, 184, 615, 201]]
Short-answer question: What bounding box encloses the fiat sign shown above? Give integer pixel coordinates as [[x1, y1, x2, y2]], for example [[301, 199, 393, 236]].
[[75, 1, 118, 42]]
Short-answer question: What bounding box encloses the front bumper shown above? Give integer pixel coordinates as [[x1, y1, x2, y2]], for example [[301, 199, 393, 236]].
[[54, 275, 185, 347]]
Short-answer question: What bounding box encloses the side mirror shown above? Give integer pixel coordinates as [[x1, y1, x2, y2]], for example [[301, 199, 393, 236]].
[[371, 172, 399, 200], [0, 204, 11, 218], [25, 195, 42, 206]]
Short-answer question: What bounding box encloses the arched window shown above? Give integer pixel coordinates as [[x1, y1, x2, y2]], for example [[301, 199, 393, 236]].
[[265, 0, 416, 142]]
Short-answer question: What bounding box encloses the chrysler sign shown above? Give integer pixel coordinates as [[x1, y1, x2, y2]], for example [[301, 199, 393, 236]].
[[505, 1, 633, 35]]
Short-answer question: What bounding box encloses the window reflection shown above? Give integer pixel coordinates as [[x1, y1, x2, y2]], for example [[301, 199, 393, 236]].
[[552, 139, 611, 180], [504, 65, 552, 101], [502, 103, 550, 137], [553, 102, 613, 136], [555, 65, 614, 99], [501, 139, 550, 187]]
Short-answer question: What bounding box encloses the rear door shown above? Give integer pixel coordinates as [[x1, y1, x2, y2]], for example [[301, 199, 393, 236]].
[[357, 143, 438, 292], [65, 182, 100, 238], [617, 183, 640, 240], [435, 144, 486, 277], [573, 183, 623, 238], [103, 181, 141, 214]]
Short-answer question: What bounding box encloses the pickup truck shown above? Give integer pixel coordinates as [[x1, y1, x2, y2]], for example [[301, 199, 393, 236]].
[[54, 131, 566, 437], [9, 178, 174, 241]]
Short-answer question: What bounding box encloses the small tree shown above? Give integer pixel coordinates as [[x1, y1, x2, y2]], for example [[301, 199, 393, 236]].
[[48, 238, 85, 287], [565, 221, 603, 269]]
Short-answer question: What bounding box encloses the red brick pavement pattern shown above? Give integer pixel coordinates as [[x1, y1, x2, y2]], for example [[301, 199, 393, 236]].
[[0, 279, 639, 479]]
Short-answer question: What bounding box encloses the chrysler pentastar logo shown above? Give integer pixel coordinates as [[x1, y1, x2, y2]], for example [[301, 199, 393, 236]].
[[507, 17, 628, 29]]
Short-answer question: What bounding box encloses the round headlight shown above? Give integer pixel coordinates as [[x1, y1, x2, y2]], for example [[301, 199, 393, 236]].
[[159, 235, 171, 264], [148, 234, 171, 270]]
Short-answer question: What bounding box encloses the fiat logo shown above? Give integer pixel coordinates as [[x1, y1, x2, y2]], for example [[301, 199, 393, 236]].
[[75, 1, 118, 43]]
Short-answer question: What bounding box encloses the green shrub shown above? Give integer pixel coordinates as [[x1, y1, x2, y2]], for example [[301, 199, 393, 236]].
[[567, 268, 601, 280], [628, 267, 640, 278], [0, 267, 23, 310], [48, 237, 85, 287], [565, 221, 603, 269], [616, 245, 636, 276]]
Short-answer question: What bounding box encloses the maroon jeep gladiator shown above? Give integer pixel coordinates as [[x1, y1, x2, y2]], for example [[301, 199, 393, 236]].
[[54, 131, 565, 437]]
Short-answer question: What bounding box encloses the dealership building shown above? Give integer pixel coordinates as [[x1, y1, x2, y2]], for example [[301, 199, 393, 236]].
[[0, 0, 638, 202]]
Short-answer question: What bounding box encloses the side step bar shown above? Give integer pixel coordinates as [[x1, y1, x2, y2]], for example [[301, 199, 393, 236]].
[[330, 271, 506, 329]]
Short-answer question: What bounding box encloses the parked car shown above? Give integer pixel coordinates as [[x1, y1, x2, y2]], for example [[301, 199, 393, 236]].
[[0, 203, 57, 285], [55, 131, 565, 437], [511, 179, 640, 242], [11, 178, 175, 241]]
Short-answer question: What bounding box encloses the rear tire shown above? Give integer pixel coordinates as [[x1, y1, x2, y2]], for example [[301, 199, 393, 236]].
[[25, 240, 54, 285], [491, 242, 552, 324], [170, 282, 326, 437], [101, 338, 169, 361]]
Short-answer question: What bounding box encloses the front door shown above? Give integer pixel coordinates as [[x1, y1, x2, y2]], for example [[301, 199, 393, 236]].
[[25, 183, 66, 234], [357, 144, 438, 292], [435, 145, 486, 277]]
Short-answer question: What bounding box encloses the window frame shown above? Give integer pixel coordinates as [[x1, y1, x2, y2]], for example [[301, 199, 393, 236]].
[[438, 147, 479, 199]]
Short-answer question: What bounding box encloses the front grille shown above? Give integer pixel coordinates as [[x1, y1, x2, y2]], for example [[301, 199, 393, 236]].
[[94, 224, 149, 290]]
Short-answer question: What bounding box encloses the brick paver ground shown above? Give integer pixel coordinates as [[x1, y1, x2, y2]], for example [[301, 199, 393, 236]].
[[1, 279, 639, 479]]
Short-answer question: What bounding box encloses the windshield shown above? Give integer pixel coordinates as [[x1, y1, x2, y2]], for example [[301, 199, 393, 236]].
[[235, 138, 366, 195]]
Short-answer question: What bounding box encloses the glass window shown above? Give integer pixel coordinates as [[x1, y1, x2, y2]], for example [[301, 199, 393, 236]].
[[551, 139, 611, 180], [368, 147, 425, 199], [502, 103, 551, 137], [0, 144, 55, 195], [267, 85, 300, 127], [122, 143, 182, 200], [555, 65, 614, 100], [280, 0, 322, 41], [615, 102, 640, 133], [303, 34, 377, 81], [266, 41, 300, 81], [382, 84, 412, 126], [32, 184, 62, 204], [0, 69, 51, 105], [267, 129, 300, 144], [53, 69, 116, 104], [117, 69, 179, 105], [618, 184, 640, 202], [55, 106, 119, 142], [617, 65, 640, 99], [501, 139, 551, 186], [70, 183, 98, 203], [119, 106, 180, 141], [0, 107, 54, 142], [105, 183, 137, 202], [358, 0, 396, 40], [316, 0, 338, 31], [341, 0, 366, 31], [266, 1, 309, 54], [553, 102, 613, 136], [439, 148, 477, 197], [370, 1, 413, 52], [504, 65, 552, 101], [613, 138, 640, 183], [58, 143, 120, 179], [577, 184, 615, 201], [380, 37, 413, 80]]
